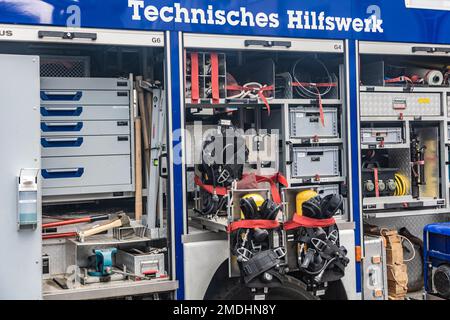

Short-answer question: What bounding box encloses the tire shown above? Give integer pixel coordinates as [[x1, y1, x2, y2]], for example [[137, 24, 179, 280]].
[[208, 275, 318, 300]]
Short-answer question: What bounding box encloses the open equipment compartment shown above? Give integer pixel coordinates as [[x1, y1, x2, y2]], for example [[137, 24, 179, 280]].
[[0, 24, 177, 300], [359, 41, 449, 218], [182, 33, 355, 300], [358, 41, 450, 300]]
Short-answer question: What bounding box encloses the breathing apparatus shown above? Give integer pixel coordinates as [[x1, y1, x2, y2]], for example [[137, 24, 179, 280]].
[[196, 120, 248, 216], [233, 193, 285, 287], [291, 190, 349, 291]]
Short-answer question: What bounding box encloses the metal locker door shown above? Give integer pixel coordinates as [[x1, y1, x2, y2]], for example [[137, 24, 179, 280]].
[[0, 54, 42, 299]]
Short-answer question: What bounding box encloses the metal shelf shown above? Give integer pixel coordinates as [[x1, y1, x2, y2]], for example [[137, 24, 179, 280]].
[[190, 215, 228, 233], [361, 143, 410, 150], [363, 207, 450, 219], [68, 234, 151, 247], [185, 98, 342, 107], [288, 137, 343, 145], [43, 278, 178, 300], [360, 85, 449, 93], [288, 176, 346, 184]]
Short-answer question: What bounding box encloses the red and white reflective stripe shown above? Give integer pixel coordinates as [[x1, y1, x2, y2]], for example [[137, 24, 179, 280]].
[[190, 52, 199, 103], [210, 53, 220, 104], [227, 219, 280, 233]]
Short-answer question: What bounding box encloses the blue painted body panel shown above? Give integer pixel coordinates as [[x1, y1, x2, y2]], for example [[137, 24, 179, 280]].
[[1, 1, 450, 44]]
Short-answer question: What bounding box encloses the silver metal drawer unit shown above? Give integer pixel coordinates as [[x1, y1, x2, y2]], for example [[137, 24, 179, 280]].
[[361, 127, 402, 144], [289, 107, 338, 139], [291, 146, 340, 178], [360, 92, 441, 117], [40, 77, 133, 200]]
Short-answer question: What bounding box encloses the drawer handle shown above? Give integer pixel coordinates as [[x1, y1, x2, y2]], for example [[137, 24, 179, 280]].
[[41, 91, 83, 101], [41, 122, 83, 132], [42, 168, 84, 179], [41, 106, 83, 117], [41, 137, 83, 148]]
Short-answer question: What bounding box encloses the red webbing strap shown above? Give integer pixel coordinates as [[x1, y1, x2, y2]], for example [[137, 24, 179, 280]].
[[284, 215, 336, 231], [227, 219, 280, 233], [252, 173, 288, 204], [373, 167, 379, 198], [194, 176, 228, 196], [210, 53, 220, 104], [291, 82, 337, 127], [191, 52, 199, 103], [194, 172, 288, 202], [226, 84, 274, 114], [315, 86, 325, 127], [385, 76, 413, 84]]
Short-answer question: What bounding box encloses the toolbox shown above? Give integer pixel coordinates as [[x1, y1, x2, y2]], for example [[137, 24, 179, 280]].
[[361, 127, 403, 145], [291, 146, 340, 178], [289, 106, 338, 139], [116, 249, 166, 278], [363, 236, 388, 300], [360, 92, 441, 117]]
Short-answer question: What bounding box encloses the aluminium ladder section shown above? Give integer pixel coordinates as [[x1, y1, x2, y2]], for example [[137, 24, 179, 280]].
[[146, 88, 167, 233]]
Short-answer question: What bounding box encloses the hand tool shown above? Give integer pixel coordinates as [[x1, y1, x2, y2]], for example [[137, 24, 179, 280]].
[[87, 248, 117, 277], [42, 214, 110, 240], [77, 213, 131, 242]]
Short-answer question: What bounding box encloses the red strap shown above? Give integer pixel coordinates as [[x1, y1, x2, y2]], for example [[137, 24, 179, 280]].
[[210, 53, 220, 104], [284, 215, 336, 231], [194, 173, 288, 204], [227, 219, 280, 233], [191, 52, 199, 103], [194, 176, 228, 196], [292, 82, 337, 127], [385, 76, 413, 84], [226, 84, 273, 114], [373, 167, 379, 198], [252, 173, 288, 204]]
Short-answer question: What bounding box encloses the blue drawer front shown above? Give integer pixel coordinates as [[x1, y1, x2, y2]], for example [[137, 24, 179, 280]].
[[41, 91, 82, 101], [41, 106, 83, 117], [42, 168, 84, 179], [41, 137, 84, 148]]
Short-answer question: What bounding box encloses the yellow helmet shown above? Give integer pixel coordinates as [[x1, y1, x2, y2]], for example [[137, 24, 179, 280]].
[[296, 190, 318, 216], [240, 193, 265, 219]]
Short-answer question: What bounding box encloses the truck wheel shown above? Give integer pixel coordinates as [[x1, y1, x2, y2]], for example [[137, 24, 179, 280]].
[[208, 275, 318, 300]]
